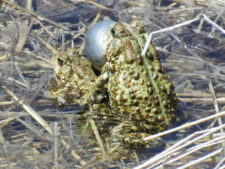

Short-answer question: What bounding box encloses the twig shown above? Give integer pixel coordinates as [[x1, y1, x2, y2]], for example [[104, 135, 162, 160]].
[[85, 0, 113, 10], [89, 118, 106, 157], [4, 76, 29, 89], [179, 97, 225, 104], [0, 118, 15, 125], [177, 92, 225, 98], [208, 78, 225, 132], [64, 27, 86, 51], [177, 148, 223, 169], [167, 136, 225, 164], [202, 14, 225, 34], [14, 0, 33, 53], [33, 18, 55, 37], [34, 34, 58, 55], [2, 86, 53, 135], [142, 13, 225, 56], [15, 20, 33, 53], [214, 156, 225, 169], [134, 130, 206, 169], [0, 127, 8, 153], [26, 0, 32, 9], [2, 0, 69, 31], [61, 139, 86, 166], [141, 15, 200, 56], [135, 124, 225, 169], [16, 117, 52, 141], [53, 122, 58, 168], [144, 111, 225, 141]]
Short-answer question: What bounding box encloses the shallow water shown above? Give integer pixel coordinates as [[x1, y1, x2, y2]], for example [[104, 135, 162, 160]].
[[1, 0, 225, 168]]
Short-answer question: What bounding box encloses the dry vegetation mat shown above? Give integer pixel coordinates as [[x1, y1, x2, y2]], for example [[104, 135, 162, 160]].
[[0, 0, 225, 168]]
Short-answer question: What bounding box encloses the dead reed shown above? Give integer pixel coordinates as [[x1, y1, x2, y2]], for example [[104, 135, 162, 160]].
[[0, 0, 224, 168]]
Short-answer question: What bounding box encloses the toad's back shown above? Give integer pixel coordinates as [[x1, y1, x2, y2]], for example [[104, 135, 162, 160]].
[[107, 29, 177, 134]]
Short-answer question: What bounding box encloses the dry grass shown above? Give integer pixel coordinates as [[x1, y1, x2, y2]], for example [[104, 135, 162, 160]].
[[0, 0, 225, 168]]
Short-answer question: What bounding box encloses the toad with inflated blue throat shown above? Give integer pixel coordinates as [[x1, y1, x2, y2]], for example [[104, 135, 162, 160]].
[[49, 20, 178, 149]]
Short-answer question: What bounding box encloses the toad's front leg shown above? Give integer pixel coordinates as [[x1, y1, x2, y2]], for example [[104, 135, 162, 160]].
[[82, 69, 110, 105]]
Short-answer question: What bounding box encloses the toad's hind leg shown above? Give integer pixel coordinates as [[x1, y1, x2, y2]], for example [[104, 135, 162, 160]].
[[110, 122, 165, 150]]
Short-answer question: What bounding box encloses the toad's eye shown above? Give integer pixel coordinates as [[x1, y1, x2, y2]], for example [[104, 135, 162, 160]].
[[57, 58, 64, 66], [111, 27, 116, 37], [111, 23, 127, 37]]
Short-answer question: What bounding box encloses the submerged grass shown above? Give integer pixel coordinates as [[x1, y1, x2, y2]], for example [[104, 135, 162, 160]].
[[0, 0, 225, 168]]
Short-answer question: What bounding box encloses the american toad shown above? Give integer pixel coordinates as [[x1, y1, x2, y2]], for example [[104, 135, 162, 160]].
[[50, 48, 97, 105], [49, 20, 178, 149]]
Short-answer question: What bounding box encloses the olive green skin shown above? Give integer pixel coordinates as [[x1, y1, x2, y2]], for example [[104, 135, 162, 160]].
[[50, 21, 178, 149], [50, 48, 97, 105], [86, 21, 177, 148]]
